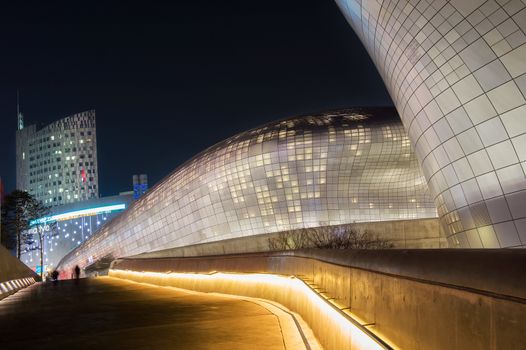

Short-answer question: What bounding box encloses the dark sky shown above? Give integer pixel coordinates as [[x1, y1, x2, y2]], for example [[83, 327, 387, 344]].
[[0, 1, 392, 196]]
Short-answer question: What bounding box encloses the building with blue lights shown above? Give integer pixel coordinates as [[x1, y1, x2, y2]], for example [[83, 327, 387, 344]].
[[21, 193, 133, 273], [132, 174, 148, 200]]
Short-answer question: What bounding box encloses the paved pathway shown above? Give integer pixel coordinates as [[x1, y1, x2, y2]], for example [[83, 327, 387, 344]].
[[0, 277, 292, 349]]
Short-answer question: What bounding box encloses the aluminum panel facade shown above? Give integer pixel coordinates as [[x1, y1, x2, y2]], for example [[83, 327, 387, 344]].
[[58, 108, 437, 270], [336, 0, 526, 247]]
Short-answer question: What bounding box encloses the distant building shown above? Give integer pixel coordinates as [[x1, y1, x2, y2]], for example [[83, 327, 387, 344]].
[[132, 174, 148, 200], [16, 110, 99, 206], [21, 193, 133, 272], [20, 172, 154, 272]]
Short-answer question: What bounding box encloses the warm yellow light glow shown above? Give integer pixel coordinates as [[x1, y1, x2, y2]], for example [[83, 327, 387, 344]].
[[110, 269, 392, 350], [0, 277, 35, 299]]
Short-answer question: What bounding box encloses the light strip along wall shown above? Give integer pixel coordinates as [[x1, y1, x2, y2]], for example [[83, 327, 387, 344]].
[[0, 278, 37, 301], [31, 203, 126, 225], [110, 269, 394, 350]]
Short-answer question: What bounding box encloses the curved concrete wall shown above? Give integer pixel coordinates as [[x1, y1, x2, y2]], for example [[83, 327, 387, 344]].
[[109, 269, 388, 350], [112, 249, 526, 350], [335, 0, 526, 247], [58, 109, 437, 271]]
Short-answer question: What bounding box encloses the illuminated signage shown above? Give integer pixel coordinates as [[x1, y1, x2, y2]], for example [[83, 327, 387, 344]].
[[27, 224, 51, 234], [31, 203, 126, 226]]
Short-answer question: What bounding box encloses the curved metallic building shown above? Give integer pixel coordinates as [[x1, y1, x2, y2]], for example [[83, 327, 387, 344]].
[[336, 0, 526, 247], [58, 108, 436, 270]]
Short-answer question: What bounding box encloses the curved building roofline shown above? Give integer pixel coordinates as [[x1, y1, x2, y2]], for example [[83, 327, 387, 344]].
[[58, 107, 436, 271]]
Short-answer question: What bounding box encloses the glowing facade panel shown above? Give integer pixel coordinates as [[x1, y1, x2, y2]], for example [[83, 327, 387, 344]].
[[58, 108, 436, 270], [336, 0, 526, 247]]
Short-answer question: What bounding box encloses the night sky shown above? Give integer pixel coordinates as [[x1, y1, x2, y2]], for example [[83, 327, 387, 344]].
[[0, 1, 392, 196]]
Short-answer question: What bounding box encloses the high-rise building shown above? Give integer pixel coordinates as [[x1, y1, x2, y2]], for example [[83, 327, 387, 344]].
[[16, 110, 99, 206]]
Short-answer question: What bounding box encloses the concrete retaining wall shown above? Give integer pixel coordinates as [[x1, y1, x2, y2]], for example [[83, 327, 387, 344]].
[[110, 269, 388, 350], [0, 244, 39, 300], [112, 249, 526, 350]]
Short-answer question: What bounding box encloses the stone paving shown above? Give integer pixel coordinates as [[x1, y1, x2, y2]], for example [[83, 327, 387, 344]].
[[0, 277, 290, 349]]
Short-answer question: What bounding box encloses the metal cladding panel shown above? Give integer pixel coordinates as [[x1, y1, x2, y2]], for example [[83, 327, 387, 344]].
[[58, 108, 437, 270], [336, 0, 526, 247]]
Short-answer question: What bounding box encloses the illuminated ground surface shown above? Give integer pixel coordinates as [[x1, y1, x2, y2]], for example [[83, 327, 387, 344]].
[[0, 277, 290, 349]]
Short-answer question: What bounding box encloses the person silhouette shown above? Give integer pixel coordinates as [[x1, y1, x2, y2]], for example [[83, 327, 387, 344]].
[[51, 270, 59, 285], [74, 265, 81, 280]]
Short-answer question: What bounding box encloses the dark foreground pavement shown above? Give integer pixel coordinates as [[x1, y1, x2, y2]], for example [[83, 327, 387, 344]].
[[0, 277, 289, 349]]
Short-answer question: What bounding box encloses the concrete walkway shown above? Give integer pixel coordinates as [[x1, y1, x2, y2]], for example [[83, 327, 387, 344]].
[[0, 277, 300, 349]]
